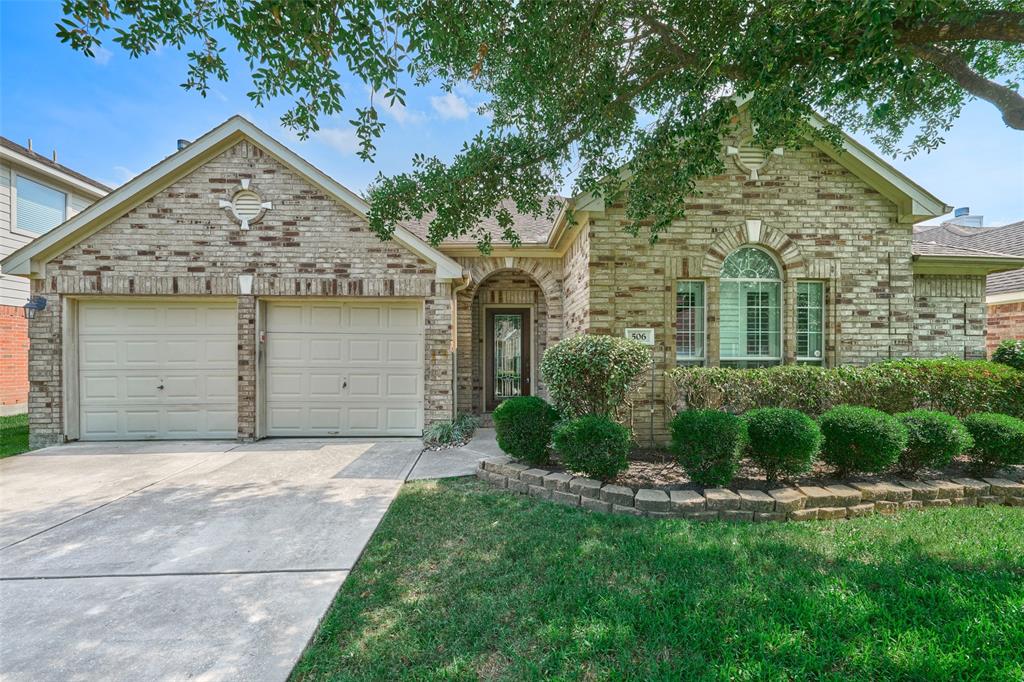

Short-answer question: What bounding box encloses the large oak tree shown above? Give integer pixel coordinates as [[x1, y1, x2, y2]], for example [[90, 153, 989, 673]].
[[59, 1, 1024, 250]]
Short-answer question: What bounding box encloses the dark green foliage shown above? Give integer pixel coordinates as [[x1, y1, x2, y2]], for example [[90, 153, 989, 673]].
[[895, 410, 973, 475], [491, 396, 559, 466], [962, 412, 1024, 471], [540, 335, 651, 419], [743, 408, 822, 482], [423, 413, 480, 447], [670, 359, 1024, 418], [670, 410, 747, 487], [552, 415, 631, 481], [993, 339, 1024, 371], [819, 406, 908, 477]]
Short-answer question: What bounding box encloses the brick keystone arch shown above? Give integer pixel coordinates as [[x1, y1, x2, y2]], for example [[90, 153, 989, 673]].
[[701, 219, 806, 277]]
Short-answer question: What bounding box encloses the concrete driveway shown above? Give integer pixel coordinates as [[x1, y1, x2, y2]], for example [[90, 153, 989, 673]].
[[0, 438, 431, 681]]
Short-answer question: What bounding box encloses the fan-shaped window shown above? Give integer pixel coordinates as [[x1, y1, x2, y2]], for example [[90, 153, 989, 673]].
[[719, 247, 782, 367]]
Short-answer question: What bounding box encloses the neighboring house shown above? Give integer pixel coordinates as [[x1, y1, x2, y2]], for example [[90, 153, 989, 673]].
[[914, 220, 1024, 353], [4, 115, 1023, 448], [0, 137, 109, 416]]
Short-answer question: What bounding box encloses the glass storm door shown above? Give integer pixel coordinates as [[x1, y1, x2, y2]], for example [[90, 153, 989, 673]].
[[486, 308, 531, 411]]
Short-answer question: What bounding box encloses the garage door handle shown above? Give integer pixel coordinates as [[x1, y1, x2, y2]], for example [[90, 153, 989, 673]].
[[157, 385, 164, 390], [342, 380, 347, 389]]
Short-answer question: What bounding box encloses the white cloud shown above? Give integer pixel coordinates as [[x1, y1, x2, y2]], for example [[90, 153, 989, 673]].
[[316, 127, 359, 155], [430, 92, 470, 120], [370, 89, 426, 125], [92, 46, 113, 65], [103, 165, 136, 188]]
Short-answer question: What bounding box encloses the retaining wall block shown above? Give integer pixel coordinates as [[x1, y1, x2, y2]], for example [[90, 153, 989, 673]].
[[507, 479, 529, 495], [569, 477, 603, 499], [497, 462, 530, 478], [581, 497, 613, 513], [797, 486, 836, 508], [923, 498, 952, 508], [482, 456, 511, 473], [901, 500, 923, 510], [767, 488, 806, 512], [952, 478, 989, 497], [475, 466, 488, 481], [983, 478, 1024, 497], [788, 508, 819, 522], [847, 503, 875, 518], [520, 469, 549, 486], [528, 484, 551, 500], [543, 472, 573, 492], [1006, 496, 1024, 507], [925, 480, 964, 499], [825, 484, 862, 506], [950, 497, 972, 507], [754, 511, 786, 523], [737, 490, 775, 512], [721, 509, 754, 523], [600, 484, 636, 507], [704, 488, 741, 510], [552, 490, 580, 507], [613, 504, 643, 516], [634, 489, 671, 512], [898, 480, 940, 501], [646, 511, 678, 519], [683, 510, 719, 522], [976, 495, 1003, 507], [817, 507, 849, 520], [875, 500, 899, 514], [486, 472, 508, 489], [670, 490, 706, 512]]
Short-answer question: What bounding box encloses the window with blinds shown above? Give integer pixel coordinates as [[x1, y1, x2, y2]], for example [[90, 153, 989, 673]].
[[797, 281, 826, 364], [675, 280, 705, 365], [16, 175, 67, 235]]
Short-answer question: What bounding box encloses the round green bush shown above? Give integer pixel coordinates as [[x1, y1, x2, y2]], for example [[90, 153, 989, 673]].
[[492, 396, 559, 466], [818, 405, 908, 477], [743, 407, 822, 482], [993, 339, 1024, 372], [540, 335, 651, 419], [552, 415, 631, 481], [894, 410, 973, 475], [962, 412, 1024, 471], [670, 410, 747, 487]]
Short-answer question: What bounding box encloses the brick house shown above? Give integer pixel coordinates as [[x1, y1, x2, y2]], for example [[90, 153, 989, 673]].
[[914, 220, 1024, 353], [0, 137, 109, 416], [4, 115, 1022, 448]]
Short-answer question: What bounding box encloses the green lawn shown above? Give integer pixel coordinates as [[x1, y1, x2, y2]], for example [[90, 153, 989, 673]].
[[293, 478, 1024, 681], [0, 413, 29, 458]]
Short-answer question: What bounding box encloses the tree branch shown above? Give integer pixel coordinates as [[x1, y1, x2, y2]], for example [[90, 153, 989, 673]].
[[910, 45, 1024, 129], [896, 11, 1024, 44]]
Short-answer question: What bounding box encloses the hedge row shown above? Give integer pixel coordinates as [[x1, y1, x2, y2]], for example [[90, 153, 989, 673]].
[[668, 359, 1024, 418]]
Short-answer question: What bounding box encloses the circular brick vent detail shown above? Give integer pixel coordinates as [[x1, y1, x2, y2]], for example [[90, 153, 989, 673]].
[[220, 182, 271, 230]]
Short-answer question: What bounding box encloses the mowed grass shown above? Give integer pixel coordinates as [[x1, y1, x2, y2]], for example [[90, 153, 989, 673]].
[[0, 413, 29, 458], [293, 478, 1024, 681]]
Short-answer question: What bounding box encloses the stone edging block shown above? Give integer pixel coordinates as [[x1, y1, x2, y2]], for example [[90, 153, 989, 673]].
[[473, 460, 1024, 524]]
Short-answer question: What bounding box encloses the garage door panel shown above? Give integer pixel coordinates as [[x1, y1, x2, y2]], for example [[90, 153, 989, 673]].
[[264, 300, 424, 436], [78, 300, 238, 440]]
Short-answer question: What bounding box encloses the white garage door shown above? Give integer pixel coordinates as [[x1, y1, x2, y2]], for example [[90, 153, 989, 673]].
[[264, 300, 424, 436], [77, 300, 238, 440]]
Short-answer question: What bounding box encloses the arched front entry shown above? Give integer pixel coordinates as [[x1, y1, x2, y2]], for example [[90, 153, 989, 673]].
[[454, 259, 562, 415]]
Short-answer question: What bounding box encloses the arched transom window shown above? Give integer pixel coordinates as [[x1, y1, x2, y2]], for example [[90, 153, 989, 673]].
[[719, 247, 782, 367]]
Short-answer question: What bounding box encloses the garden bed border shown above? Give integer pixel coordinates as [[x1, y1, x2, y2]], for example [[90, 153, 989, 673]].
[[476, 457, 1024, 522]]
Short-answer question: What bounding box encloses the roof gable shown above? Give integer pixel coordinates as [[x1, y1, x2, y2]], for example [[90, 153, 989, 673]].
[[1, 116, 462, 279]]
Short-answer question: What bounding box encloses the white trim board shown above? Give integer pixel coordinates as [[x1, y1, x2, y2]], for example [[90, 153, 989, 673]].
[[1, 116, 463, 280]]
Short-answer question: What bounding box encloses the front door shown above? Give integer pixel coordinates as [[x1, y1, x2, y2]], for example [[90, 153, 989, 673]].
[[485, 308, 531, 411]]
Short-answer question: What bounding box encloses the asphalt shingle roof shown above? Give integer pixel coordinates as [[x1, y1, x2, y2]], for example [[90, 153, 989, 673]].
[[0, 136, 112, 194], [401, 197, 563, 245], [913, 220, 1024, 295]]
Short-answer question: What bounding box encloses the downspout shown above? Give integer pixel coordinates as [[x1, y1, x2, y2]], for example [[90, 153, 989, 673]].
[[450, 272, 472, 419]]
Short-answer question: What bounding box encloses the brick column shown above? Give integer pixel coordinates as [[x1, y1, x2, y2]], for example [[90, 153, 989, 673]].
[[27, 293, 63, 448], [236, 296, 257, 440]]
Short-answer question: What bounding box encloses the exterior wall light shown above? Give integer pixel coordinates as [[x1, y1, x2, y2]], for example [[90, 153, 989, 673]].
[[23, 295, 47, 320]]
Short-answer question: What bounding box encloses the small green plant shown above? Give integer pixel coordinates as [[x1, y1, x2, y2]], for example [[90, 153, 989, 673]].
[[962, 412, 1024, 471], [541, 335, 651, 418], [492, 396, 560, 466], [670, 410, 747, 487], [819, 405, 908, 477], [743, 408, 822, 482], [423, 413, 481, 447], [894, 410, 973, 476], [992, 339, 1024, 371], [552, 415, 632, 481]]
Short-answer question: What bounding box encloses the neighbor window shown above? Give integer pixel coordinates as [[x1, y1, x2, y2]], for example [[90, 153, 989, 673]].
[[797, 281, 825, 364], [719, 247, 782, 368], [675, 280, 705, 365], [15, 175, 67, 235]]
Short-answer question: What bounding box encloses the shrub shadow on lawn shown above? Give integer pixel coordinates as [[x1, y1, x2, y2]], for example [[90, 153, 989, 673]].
[[293, 478, 1024, 681]]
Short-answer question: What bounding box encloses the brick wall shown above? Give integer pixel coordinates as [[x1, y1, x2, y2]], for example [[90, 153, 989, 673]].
[[0, 304, 28, 415], [987, 300, 1024, 354], [560, 225, 591, 337], [912, 275, 988, 359], [583, 141, 984, 445], [27, 139, 453, 447]]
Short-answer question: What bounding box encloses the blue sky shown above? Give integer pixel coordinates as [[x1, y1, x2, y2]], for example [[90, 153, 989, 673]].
[[2, 1, 1022, 225]]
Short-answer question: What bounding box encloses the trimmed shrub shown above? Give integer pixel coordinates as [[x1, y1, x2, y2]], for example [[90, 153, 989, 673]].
[[993, 339, 1024, 372], [670, 410, 747, 487], [668, 359, 1024, 418], [492, 396, 559, 466], [743, 408, 822, 482], [962, 412, 1024, 471], [819, 406, 908, 477], [541, 335, 651, 418], [552, 415, 631, 481], [423, 413, 480, 447], [894, 410, 973, 475]]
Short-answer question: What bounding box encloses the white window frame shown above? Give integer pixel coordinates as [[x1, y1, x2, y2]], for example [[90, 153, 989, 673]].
[[675, 280, 706, 365], [12, 172, 69, 238], [719, 245, 783, 366], [796, 280, 826, 364]]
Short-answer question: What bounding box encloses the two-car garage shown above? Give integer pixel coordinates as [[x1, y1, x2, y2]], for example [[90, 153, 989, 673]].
[[74, 298, 425, 440]]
